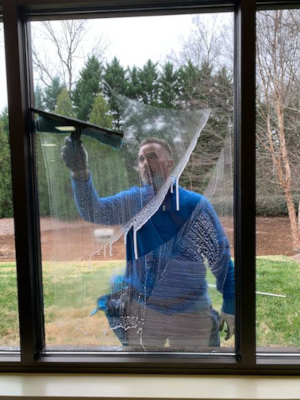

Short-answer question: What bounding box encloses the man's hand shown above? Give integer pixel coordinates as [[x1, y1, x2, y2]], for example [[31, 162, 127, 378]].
[[61, 136, 89, 179], [219, 312, 235, 340]]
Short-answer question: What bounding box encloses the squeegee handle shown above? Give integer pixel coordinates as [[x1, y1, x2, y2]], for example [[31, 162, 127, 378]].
[[70, 127, 82, 142]]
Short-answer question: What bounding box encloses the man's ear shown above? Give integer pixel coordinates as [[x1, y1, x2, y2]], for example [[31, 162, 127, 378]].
[[168, 159, 174, 169]]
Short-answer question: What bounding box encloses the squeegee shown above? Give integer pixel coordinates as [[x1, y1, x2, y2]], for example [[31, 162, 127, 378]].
[[32, 108, 123, 149]]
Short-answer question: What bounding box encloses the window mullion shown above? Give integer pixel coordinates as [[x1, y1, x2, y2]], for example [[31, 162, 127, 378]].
[[234, 0, 256, 367], [3, 1, 45, 365]]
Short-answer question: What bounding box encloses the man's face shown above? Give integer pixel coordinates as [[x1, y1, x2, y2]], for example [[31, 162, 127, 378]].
[[138, 142, 173, 187]]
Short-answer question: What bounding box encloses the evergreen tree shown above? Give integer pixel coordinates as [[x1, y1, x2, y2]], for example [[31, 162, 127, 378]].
[[214, 66, 233, 110], [104, 57, 128, 130], [126, 66, 142, 100], [36, 137, 50, 217], [55, 88, 75, 117], [158, 61, 180, 109], [88, 96, 129, 196], [73, 55, 103, 121], [0, 110, 13, 218], [138, 60, 159, 106], [178, 60, 216, 110], [0, 107, 9, 132], [178, 60, 201, 110], [104, 57, 128, 94], [34, 85, 44, 110], [89, 94, 113, 129], [197, 61, 214, 108], [179, 61, 233, 193], [43, 76, 64, 112]]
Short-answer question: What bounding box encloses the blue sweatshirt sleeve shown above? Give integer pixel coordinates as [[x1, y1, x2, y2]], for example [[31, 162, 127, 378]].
[[71, 173, 142, 226], [200, 198, 235, 315]]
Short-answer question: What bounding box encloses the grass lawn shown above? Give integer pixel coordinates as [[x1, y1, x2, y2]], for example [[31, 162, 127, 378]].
[[256, 256, 300, 348], [0, 256, 299, 349]]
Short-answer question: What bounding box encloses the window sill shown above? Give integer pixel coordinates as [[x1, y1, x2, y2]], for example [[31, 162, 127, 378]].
[[1, 374, 300, 399]]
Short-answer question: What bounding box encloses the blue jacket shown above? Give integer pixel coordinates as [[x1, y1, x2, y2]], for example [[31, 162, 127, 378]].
[[72, 175, 235, 319]]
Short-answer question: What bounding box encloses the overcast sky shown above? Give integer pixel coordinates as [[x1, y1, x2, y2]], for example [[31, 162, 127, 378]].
[[0, 13, 231, 112]]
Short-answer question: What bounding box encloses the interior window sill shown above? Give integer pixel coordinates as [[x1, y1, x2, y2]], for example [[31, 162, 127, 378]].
[[1, 374, 300, 399]]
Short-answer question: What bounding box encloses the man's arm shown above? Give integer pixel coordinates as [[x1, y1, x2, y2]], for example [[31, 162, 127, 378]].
[[71, 173, 141, 226], [195, 197, 235, 339], [196, 198, 234, 301], [61, 136, 141, 226]]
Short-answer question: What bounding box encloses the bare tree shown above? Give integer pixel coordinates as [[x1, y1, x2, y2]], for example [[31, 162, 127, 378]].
[[256, 10, 300, 249], [166, 15, 234, 196], [90, 34, 108, 61], [167, 14, 230, 71], [32, 20, 107, 91]]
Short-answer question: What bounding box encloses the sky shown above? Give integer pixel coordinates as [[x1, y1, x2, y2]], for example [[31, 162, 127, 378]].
[[89, 14, 194, 67], [0, 13, 231, 112]]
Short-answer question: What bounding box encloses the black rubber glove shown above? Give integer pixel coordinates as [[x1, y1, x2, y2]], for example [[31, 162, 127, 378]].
[[219, 312, 235, 340], [61, 136, 89, 175]]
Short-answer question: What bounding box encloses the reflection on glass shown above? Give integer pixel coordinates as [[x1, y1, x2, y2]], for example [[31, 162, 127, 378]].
[[256, 10, 300, 351], [32, 14, 234, 351], [0, 23, 19, 350]]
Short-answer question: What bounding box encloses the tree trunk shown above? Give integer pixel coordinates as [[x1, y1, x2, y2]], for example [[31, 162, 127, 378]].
[[275, 101, 300, 249], [298, 200, 300, 233], [283, 185, 300, 249]]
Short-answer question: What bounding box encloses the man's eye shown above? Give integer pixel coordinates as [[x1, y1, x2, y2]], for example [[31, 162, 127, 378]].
[[147, 152, 158, 160]]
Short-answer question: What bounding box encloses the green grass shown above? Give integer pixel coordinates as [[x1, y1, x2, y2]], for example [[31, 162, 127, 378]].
[[0, 264, 19, 345], [1, 256, 300, 349], [43, 260, 125, 310], [256, 256, 300, 348]]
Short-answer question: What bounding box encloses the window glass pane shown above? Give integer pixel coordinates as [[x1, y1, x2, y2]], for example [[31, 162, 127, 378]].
[[256, 10, 300, 352], [0, 23, 19, 350], [31, 14, 235, 352]]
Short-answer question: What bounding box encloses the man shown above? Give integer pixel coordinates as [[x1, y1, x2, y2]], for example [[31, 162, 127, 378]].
[[61, 136, 235, 351]]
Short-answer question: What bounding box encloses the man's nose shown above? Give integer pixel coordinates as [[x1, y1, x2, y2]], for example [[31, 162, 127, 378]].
[[143, 156, 151, 167]]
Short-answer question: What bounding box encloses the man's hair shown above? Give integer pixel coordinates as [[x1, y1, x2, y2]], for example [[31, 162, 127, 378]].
[[139, 137, 174, 160]]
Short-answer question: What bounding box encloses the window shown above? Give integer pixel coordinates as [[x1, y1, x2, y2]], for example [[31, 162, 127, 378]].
[[31, 13, 235, 353], [1, 0, 299, 374], [256, 9, 300, 353], [0, 21, 19, 351]]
